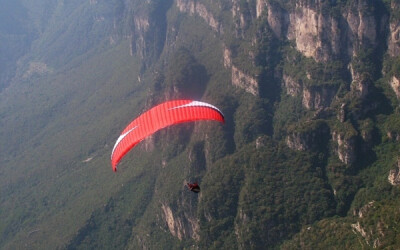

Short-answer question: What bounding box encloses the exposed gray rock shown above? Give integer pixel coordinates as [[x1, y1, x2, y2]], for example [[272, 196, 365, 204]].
[[332, 131, 357, 165], [302, 85, 337, 110], [388, 158, 400, 186]]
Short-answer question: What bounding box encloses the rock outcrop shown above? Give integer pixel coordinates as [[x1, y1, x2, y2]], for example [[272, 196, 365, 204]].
[[388, 158, 400, 186], [388, 20, 400, 57], [351, 201, 383, 248], [231, 65, 259, 96], [390, 75, 400, 98], [287, 1, 342, 62], [23, 62, 52, 79], [286, 121, 330, 151], [264, 0, 384, 63], [283, 74, 302, 97], [344, 1, 378, 53], [256, 0, 268, 18], [176, 0, 222, 33], [265, 1, 288, 39], [130, 15, 150, 58], [332, 130, 357, 165], [302, 85, 337, 110], [349, 64, 370, 98], [388, 2, 400, 57], [161, 203, 200, 241], [223, 46, 259, 96]]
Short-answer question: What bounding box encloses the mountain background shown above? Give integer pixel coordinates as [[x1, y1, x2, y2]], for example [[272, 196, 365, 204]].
[[1, 0, 400, 249]]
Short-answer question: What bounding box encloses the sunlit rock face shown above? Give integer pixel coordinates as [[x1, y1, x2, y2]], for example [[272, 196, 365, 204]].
[[332, 131, 357, 165], [231, 65, 259, 96], [176, 0, 222, 33], [161, 203, 200, 241], [349, 64, 370, 98], [344, 0, 378, 51], [264, 0, 381, 62], [283, 74, 302, 97], [388, 159, 400, 186], [287, 1, 342, 62], [388, 2, 400, 57], [388, 20, 400, 57], [223, 46, 259, 96], [390, 75, 400, 99]]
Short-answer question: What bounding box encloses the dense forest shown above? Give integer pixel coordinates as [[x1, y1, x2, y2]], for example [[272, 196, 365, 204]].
[[1, 0, 400, 249]]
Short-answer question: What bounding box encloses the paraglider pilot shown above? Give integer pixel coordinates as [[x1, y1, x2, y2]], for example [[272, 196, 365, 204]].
[[187, 182, 200, 193]]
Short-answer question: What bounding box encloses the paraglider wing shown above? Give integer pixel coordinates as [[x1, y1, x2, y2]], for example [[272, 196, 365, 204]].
[[111, 100, 224, 171]]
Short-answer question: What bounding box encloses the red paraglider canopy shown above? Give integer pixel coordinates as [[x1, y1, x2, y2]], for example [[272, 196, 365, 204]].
[[111, 100, 225, 171]]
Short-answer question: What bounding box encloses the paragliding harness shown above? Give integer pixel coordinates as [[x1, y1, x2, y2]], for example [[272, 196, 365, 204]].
[[187, 182, 200, 193]]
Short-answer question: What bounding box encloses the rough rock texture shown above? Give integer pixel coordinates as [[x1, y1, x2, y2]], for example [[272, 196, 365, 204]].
[[356, 201, 375, 218], [232, 0, 250, 36], [351, 201, 383, 248], [388, 2, 400, 57], [387, 130, 400, 141], [388, 20, 400, 57], [223, 46, 259, 96], [177, 2, 259, 95], [388, 158, 400, 186], [130, 16, 150, 58], [283, 74, 302, 96], [286, 132, 313, 151], [256, 0, 268, 18], [349, 64, 370, 98], [332, 131, 357, 165], [161, 203, 200, 241], [266, 1, 289, 39], [176, 0, 222, 33], [264, 0, 383, 63], [390, 75, 400, 98], [255, 135, 268, 149], [231, 65, 259, 96], [23, 62, 52, 79], [337, 103, 347, 122], [302, 85, 337, 110], [287, 1, 342, 62], [344, 1, 378, 53], [286, 121, 329, 151]]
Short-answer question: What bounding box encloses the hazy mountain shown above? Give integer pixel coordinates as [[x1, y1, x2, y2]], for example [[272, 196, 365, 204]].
[[1, 0, 400, 249]]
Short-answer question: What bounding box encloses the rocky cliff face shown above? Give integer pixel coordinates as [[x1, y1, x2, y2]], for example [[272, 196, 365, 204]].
[[351, 201, 381, 248], [388, 2, 400, 57], [161, 202, 199, 240], [112, 1, 172, 64], [332, 130, 357, 165], [349, 64, 371, 98], [388, 158, 400, 186], [223, 46, 259, 96], [390, 75, 400, 98], [176, 0, 222, 33], [388, 20, 400, 57], [130, 15, 150, 58], [261, 0, 387, 65], [302, 85, 338, 110], [283, 74, 302, 97], [286, 121, 330, 151], [286, 1, 342, 62]]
